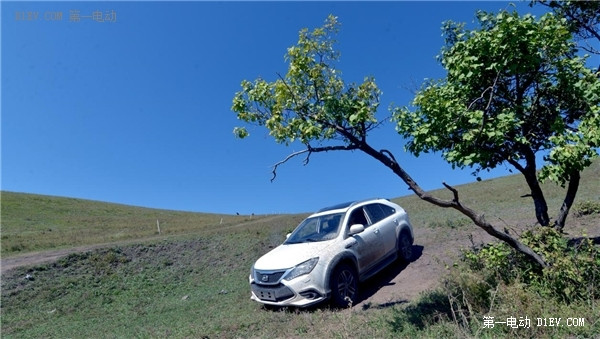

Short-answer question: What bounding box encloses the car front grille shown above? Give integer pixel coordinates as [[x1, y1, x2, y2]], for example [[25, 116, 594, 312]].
[[254, 270, 286, 285]]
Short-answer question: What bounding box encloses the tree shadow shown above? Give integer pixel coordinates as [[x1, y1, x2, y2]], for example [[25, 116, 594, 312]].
[[386, 289, 453, 332], [356, 245, 424, 309], [568, 235, 600, 246]]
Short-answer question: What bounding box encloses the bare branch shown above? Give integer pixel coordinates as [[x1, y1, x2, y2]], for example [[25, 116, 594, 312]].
[[467, 72, 500, 111], [442, 181, 460, 204], [271, 149, 309, 182], [271, 144, 359, 182], [276, 72, 303, 116], [507, 158, 526, 174]]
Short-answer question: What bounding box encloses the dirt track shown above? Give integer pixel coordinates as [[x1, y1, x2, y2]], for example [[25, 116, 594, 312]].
[[2, 244, 116, 274], [356, 214, 599, 307], [355, 222, 496, 307], [0, 215, 289, 275]]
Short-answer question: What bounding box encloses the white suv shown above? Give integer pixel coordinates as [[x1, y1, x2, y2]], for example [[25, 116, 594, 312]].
[[249, 198, 414, 308]]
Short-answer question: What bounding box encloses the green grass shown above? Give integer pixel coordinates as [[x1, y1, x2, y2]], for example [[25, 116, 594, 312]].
[[0, 192, 305, 257], [391, 159, 599, 231], [2, 228, 394, 338], [1, 161, 599, 338], [387, 284, 600, 339]]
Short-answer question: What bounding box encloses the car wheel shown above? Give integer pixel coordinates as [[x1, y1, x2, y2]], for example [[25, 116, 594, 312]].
[[398, 232, 413, 263], [330, 263, 358, 308]]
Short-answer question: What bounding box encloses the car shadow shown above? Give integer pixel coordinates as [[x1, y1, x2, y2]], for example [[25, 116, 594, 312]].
[[355, 245, 424, 309], [261, 245, 424, 313]]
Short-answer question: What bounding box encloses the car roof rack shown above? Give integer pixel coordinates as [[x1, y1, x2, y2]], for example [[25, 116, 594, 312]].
[[316, 201, 356, 213], [316, 198, 382, 213]]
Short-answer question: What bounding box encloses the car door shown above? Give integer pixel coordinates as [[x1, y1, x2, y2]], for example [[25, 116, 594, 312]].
[[346, 206, 384, 271], [365, 203, 398, 257]]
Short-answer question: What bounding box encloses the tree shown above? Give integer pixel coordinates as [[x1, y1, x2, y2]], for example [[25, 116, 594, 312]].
[[232, 15, 549, 267], [393, 10, 600, 230], [533, 0, 600, 70]]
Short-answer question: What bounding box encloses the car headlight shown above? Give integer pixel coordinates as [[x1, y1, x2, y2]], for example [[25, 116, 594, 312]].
[[283, 257, 319, 281]]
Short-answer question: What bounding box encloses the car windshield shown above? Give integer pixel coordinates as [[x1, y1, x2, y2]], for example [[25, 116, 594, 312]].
[[285, 213, 344, 244]]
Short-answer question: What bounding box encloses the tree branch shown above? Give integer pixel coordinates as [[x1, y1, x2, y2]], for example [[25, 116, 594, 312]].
[[470, 72, 500, 146], [380, 149, 397, 164], [276, 72, 303, 116], [357, 141, 549, 267], [313, 81, 321, 104], [507, 158, 526, 174], [468, 72, 500, 111], [562, 7, 600, 45], [442, 181, 460, 204], [271, 144, 358, 182]]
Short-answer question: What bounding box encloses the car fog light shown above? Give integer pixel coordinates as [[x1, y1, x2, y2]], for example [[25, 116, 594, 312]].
[[300, 290, 322, 300]]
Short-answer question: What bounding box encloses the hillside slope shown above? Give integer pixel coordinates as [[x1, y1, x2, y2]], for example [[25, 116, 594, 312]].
[[1, 162, 598, 338], [0, 192, 305, 257], [2, 160, 598, 258]]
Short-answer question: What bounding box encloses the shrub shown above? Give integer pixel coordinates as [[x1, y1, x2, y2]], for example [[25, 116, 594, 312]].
[[388, 227, 600, 337], [521, 227, 600, 302], [463, 226, 600, 302], [572, 200, 600, 217]]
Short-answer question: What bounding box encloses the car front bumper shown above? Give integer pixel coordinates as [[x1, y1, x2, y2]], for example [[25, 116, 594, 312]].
[[249, 275, 328, 307]]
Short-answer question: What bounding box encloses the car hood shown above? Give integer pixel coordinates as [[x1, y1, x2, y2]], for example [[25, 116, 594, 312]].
[[253, 241, 334, 270]]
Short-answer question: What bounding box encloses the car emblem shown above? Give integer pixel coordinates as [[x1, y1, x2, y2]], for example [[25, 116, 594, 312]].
[[261, 275, 269, 282]]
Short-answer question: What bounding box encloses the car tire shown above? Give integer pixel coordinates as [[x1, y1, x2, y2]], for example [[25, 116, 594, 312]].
[[398, 232, 414, 263], [330, 263, 358, 308]]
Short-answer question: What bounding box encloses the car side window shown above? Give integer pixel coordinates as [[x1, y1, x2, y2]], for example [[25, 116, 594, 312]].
[[347, 207, 369, 228], [364, 204, 386, 224], [378, 204, 396, 218]]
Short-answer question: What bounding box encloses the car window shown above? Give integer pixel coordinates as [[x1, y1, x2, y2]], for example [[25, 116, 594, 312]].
[[364, 204, 386, 224], [293, 217, 319, 239], [319, 214, 342, 240], [379, 203, 396, 217], [285, 213, 344, 244], [347, 207, 369, 228], [365, 203, 396, 224]]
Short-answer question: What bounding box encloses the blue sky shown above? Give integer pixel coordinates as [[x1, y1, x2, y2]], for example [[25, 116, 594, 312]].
[[2, 1, 553, 214]]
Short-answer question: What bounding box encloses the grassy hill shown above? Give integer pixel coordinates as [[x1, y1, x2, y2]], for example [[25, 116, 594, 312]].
[[0, 193, 307, 257], [2, 160, 598, 257], [1, 161, 598, 338]]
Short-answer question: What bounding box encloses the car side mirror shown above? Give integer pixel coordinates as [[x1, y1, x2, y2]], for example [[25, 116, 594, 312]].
[[349, 224, 365, 235], [286, 233, 291, 239]]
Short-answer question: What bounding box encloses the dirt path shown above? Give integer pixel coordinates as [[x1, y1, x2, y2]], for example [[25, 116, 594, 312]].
[[354, 224, 495, 307], [2, 245, 104, 274], [1, 215, 293, 275], [357, 214, 599, 307]]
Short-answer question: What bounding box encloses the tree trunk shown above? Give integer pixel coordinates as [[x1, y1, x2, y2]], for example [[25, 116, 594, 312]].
[[523, 168, 551, 226], [508, 147, 551, 226], [355, 143, 549, 268], [554, 171, 580, 232]]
